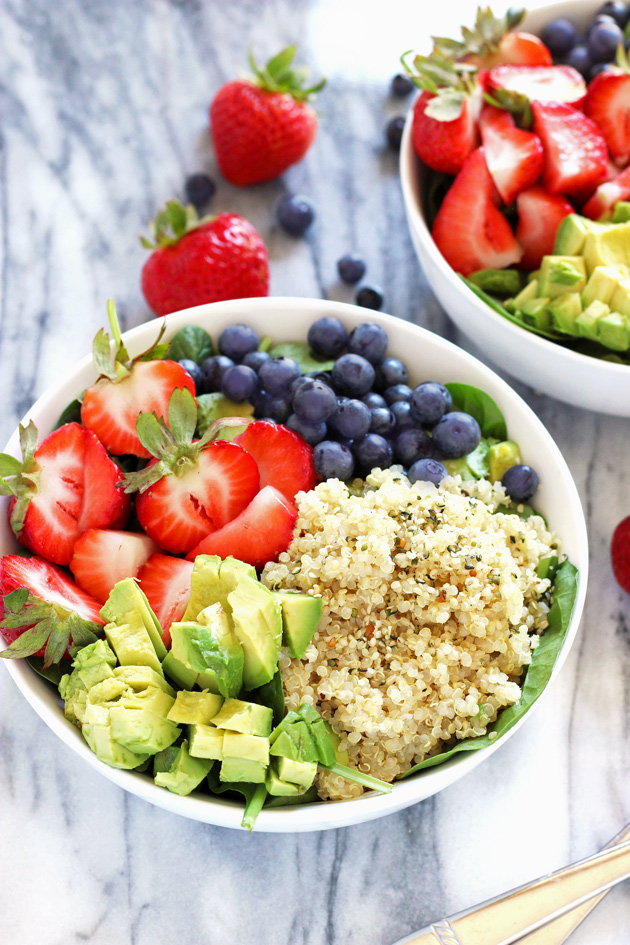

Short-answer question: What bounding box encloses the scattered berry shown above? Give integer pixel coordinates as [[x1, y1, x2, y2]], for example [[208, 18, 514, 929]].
[[391, 73, 415, 97], [386, 116, 405, 151], [277, 194, 315, 236], [355, 286, 384, 310], [337, 253, 366, 285], [184, 172, 216, 209]]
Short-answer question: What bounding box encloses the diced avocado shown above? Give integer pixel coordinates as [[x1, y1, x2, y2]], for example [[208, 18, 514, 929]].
[[610, 278, 630, 317], [487, 441, 521, 483], [613, 201, 630, 223], [538, 256, 586, 298], [583, 223, 630, 273], [101, 578, 166, 662], [222, 731, 270, 765], [196, 392, 255, 437], [183, 555, 256, 621], [73, 639, 117, 689], [273, 591, 322, 659], [162, 650, 198, 689], [468, 268, 521, 296], [553, 214, 606, 256], [276, 755, 318, 790], [443, 438, 490, 481], [188, 723, 224, 760], [81, 702, 151, 770], [166, 690, 224, 725], [154, 739, 214, 795], [107, 685, 179, 755], [269, 720, 319, 763], [548, 293, 583, 335], [581, 265, 627, 308], [212, 697, 273, 736], [521, 297, 552, 331], [576, 300, 610, 339], [598, 312, 630, 351], [509, 279, 539, 311], [113, 665, 175, 697], [87, 676, 129, 704], [228, 576, 282, 690], [104, 612, 163, 676], [323, 722, 349, 766], [265, 767, 305, 796], [220, 757, 267, 783], [297, 706, 336, 766], [153, 744, 180, 775], [59, 671, 88, 726], [170, 604, 244, 698]]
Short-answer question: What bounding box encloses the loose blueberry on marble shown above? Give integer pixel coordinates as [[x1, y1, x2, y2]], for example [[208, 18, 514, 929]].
[[184, 172, 216, 209], [391, 73, 414, 97], [337, 253, 366, 284], [386, 116, 405, 151], [355, 285, 384, 310], [277, 194, 315, 235]]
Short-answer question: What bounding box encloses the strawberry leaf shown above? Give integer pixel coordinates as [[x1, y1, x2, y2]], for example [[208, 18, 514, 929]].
[[4, 588, 29, 613], [1, 623, 53, 660], [136, 412, 176, 459], [0, 454, 23, 479], [168, 387, 197, 445], [19, 421, 38, 464], [93, 329, 118, 381], [121, 459, 170, 495], [424, 89, 466, 122], [248, 45, 325, 102]]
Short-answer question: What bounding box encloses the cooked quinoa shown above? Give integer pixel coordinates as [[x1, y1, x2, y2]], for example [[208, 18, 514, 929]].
[[262, 467, 558, 801]]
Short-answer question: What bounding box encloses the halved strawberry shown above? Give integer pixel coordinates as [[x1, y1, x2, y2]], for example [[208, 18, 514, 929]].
[[0, 421, 129, 566], [432, 7, 552, 69], [515, 186, 574, 270], [479, 106, 544, 206], [137, 554, 193, 647], [234, 421, 316, 502], [585, 51, 630, 167], [70, 529, 158, 604], [80, 300, 196, 458], [187, 485, 297, 569], [431, 147, 523, 276], [487, 65, 586, 109], [583, 165, 630, 220], [412, 88, 480, 176], [0, 555, 103, 666], [532, 101, 609, 198]]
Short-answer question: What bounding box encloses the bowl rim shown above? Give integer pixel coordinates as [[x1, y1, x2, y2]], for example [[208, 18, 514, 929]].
[[0, 296, 589, 832]]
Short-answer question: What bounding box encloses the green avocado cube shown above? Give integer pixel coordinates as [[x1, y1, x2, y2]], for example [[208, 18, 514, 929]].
[[521, 297, 552, 330], [188, 723, 224, 760], [101, 578, 166, 662], [609, 278, 630, 317], [183, 555, 256, 621], [222, 731, 270, 766], [228, 576, 282, 690], [170, 604, 244, 698], [552, 214, 591, 255], [59, 672, 88, 726], [104, 612, 163, 676], [81, 702, 151, 770], [509, 279, 538, 311], [220, 758, 267, 783], [265, 767, 305, 796], [273, 591, 323, 659], [577, 300, 610, 338], [109, 686, 180, 755], [87, 676, 129, 705], [487, 441, 521, 483], [581, 265, 626, 308], [276, 756, 318, 790], [538, 256, 586, 298], [73, 639, 117, 689], [113, 665, 175, 697], [598, 312, 630, 351], [167, 690, 224, 725], [162, 650, 198, 689], [269, 720, 319, 764], [583, 223, 630, 272], [155, 740, 214, 795], [613, 201, 630, 223], [212, 698, 273, 737], [549, 292, 583, 335]]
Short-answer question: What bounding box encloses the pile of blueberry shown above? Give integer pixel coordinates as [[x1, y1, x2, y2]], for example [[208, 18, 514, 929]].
[[543, 1, 630, 80]]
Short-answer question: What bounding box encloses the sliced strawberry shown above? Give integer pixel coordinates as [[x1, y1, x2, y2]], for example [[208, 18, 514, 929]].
[[432, 8, 551, 69], [70, 529, 158, 604], [0, 555, 103, 666], [137, 554, 193, 647], [1, 422, 129, 566], [234, 421, 316, 502], [585, 70, 630, 168], [479, 106, 544, 206], [515, 186, 574, 270], [479, 31, 552, 68], [187, 485, 297, 569], [431, 147, 523, 276], [582, 165, 630, 220], [532, 101, 609, 198], [412, 90, 480, 176], [487, 65, 586, 108]]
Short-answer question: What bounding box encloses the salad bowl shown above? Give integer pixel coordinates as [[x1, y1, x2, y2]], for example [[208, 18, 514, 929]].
[[0, 296, 588, 831], [400, 0, 630, 417]]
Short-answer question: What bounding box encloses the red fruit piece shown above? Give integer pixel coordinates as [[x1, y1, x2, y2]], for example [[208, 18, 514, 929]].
[[137, 554, 194, 648], [412, 90, 480, 175], [611, 516, 630, 593], [479, 106, 544, 206], [583, 165, 630, 220], [1, 421, 129, 566], [433, 8, 551, 69], [479, 31, 552, 68], [515, 186, 574, 270], [584, 70, 630, 167], [487, 65, 586, 108], [431, 147, 523, 276], [0, 554, 103, 666], [187, 485, 297, 570], [234, 421, 316, 502], [532, 101, 609, 198], [70, 529, 158, 605]]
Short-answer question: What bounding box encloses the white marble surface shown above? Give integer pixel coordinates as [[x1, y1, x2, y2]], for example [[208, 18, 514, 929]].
[[0, 0, 628, 942]]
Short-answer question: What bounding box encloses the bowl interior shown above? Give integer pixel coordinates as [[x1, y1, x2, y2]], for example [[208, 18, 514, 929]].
[[0, 297, 588, 831]]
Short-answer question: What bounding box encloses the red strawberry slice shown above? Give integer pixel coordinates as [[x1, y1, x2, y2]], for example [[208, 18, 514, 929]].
[[582, 165, 630, 220], [487, 65, 586, 108], [585, 71, 630, 167], [81, 360, 196, 458], [136, 441, 260, 555], [412, 90, 480, 176], [476, 31, 552, 68], [4, 422, 129, 566], [515, 186, 574, 270], [187, 485, 297, 569], [479, 106, 544, 206], [431, 147, 523, 276], [137, 554, 194, 647], [234, 421, 317, 502], [70, 529, 158, 604], [531, 101, 609, 198], [611, 516, 630, 593], [0, 555, 103, 665]]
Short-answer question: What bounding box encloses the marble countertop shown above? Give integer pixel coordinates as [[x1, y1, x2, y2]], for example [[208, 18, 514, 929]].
[[0, 1, 628, 942]]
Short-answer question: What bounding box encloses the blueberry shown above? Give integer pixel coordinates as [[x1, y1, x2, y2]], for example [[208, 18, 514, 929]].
[[353, 433, 393, 472], [307, 371, 335, 386], [258, 357, 302, 395], [331, 353, 375, 397], [286, 413, 327, 446], [386, 116, 405, 151], [218, 324, 259, 362], [369, 406, 396, 437], [565, 43, 592, 76], [598, 1, 630, 27], [250, 387, 273, 418], [589, 62, 614, 79], [390, 400, 414, 430], [355, 285, 384, 310], [394, 428, 433, 466], [313, 441, 355, 480], [363, 391, 387, 410], [292, 379, 337, 423], [289, 375, 311, 399], [331, 399, 371, 439], [266, 394, 293, 424], [408, 458, 448, 486], [431, 412, 481, 459], [308, 317, 349, 358], [347, 322, 389, 364], [184, 172, 216, 209], [541, 18, 576, 56], [410, 382, 453, 426], [384, 384, 413, 405], [221, 364, 258, 403], [277, 194, 315, 236], [178, 358, 203, 390], [201, 354, 234, 393], [337, 253, 366, 285], [377, 357, 409, 388], [391, 73, 414, 97], [242, 350, 271, 372], [501, 464, 540, 502], [588, 18, 623, 61]]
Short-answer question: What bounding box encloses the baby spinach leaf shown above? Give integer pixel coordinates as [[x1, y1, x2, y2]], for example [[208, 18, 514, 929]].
[[446, 383, 508, 440], [26, 656, 71, 686], [460, 276, 562, 341], [265, 786, 319, 807], [251, 669, 285, 727], [268, 341, 335, 375], [167, 325, 213, 364], [54, 398, 83, 429], [398, 559, 579, 780], [206, 768, 267, 831]]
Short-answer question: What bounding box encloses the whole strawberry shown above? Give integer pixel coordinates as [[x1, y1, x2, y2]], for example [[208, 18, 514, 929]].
[[210, 45, 325, 187], [141, 200, 269, 317]]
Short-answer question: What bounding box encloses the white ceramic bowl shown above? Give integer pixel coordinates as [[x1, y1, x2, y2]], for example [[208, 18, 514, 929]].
[[0, 297, 588, 831], [400, 0, 630, 417]]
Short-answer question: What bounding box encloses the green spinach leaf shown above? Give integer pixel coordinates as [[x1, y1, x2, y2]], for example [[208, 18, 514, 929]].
[[26, 656, 71, 686], [269, 341, 335, 375], [460, 276, 562, 341], [251, 669, 285, 727], [167, 325, 214, 364], [446, 383, 508, 440], [54, 398, 83, 429]]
